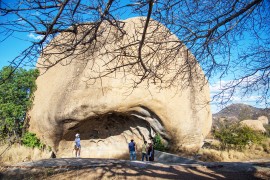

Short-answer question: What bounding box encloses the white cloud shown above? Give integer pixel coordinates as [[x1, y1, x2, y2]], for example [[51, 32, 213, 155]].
[[28, 33, 44, 40], [210, 79, 235, 92], [209, 79, 265, 113], [209, 80, 232, 98]]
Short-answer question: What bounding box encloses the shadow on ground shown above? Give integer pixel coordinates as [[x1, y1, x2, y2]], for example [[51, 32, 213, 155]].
[[0, 157, 269, 179]]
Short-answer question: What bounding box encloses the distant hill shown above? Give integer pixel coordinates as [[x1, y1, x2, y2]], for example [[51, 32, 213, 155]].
[[213, 103, 270, 124]]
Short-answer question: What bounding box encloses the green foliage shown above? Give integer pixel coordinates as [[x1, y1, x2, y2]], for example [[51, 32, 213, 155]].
[[153, 133, 166, 151], [22, 132, 44, 149], [0, 66, 39, 139], [213, 123, 265, 150]]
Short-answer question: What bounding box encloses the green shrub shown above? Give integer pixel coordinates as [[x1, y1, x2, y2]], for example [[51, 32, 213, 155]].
[[213, 123, 265, 150], [153, 133, 166, 151], [22, 132, 44, 149]]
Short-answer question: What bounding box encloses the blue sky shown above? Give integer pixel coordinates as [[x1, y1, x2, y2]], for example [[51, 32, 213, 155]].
[[0, 40, 25, 67]]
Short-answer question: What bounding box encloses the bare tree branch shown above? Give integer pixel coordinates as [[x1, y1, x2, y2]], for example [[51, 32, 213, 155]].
[[0, 0, 269, 106]]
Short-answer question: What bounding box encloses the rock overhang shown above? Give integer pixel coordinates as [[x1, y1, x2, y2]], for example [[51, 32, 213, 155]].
[[56, 106, 170, 158]]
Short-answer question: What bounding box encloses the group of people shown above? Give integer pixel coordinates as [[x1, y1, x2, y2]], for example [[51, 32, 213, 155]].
[[73, 133, 154, 161], [128, 139, 155, 161]]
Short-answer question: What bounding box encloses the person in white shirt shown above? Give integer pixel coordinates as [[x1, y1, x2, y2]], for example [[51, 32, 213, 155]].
[[74, 133, 81, 158]]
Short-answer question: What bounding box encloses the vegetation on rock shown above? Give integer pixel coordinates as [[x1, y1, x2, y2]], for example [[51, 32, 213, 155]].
[[21, 132, 44, 149], [153, 133, 166, 151]]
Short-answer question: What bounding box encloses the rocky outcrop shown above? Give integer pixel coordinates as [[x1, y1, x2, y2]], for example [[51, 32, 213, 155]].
[[212, 116, 239, 128], [213, 103, 270, 122], [240, 120, 266, 132], [258, 116, 269, 125], [29, 17, 212, 158]]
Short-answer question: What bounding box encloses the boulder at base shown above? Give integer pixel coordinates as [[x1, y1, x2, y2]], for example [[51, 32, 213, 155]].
[[258, 116, 269, 125], [240, 120, 266, 133], [29, 17, 212, 158]]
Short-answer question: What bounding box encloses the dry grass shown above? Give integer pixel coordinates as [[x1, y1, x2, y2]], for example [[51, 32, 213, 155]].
[[0, 138, 269, 165], [0, 143, 51, 165], [199, 138, 270, 162]]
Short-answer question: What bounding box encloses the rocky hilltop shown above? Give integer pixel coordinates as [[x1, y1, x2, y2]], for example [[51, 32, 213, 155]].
[[213, 103, 270, 125], [212, 104, 270, 129]]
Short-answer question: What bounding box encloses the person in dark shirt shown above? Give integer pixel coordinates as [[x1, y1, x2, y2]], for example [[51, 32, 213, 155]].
[[128, 139, 136, 160], [148, 142, 154, 161]]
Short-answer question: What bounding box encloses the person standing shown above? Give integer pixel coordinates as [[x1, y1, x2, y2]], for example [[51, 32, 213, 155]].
[[128, 139, 136, 160], [74, 133, 81, 158], [148, 142, 154, 161], [141, 141, 148, 161]]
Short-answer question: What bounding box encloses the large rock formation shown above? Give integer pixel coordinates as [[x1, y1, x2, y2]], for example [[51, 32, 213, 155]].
[[29, 17, 212, 158], [240, 120, 266, 132], [258, 116, 269, 125]]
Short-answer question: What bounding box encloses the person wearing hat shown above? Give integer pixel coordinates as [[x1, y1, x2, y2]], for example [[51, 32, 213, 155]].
[[74, 133, 81, 157]]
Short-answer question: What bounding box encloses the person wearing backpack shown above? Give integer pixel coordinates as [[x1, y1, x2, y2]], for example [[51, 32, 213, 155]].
[[128, 139, 136, 160]]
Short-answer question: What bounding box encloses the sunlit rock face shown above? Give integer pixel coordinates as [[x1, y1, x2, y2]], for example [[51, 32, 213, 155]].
[[258, 116, 268, 125], [240, 120, 266, 132], [29, 17, 212, 158]]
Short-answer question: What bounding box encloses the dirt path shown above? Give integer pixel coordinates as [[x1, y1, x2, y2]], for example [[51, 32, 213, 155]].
[[0, 158, 270, 179]]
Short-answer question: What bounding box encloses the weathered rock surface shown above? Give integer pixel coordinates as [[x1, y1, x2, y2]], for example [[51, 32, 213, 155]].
[[258, 116, 269, 125], [29, 17, 212, 158], [240, 120, 266, 132]]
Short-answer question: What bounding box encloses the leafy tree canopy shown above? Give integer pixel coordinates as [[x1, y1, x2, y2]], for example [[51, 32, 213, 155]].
[[0, 66, 39, 139]]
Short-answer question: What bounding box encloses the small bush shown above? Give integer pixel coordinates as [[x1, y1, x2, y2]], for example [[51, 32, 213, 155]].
[[213, 123, 265, 150], [153, 133, 166, 151], [22, 132, 44, 149], [264, 124, 270, 137], [261, 138, 270, 153]]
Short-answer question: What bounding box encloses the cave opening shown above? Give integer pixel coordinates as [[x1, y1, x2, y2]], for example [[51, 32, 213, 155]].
[[62, 112, 153, 142], [58, 111, 162, 158]]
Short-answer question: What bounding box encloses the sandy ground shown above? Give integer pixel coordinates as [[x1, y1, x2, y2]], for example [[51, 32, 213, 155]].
[[0, 158, 270, 179]]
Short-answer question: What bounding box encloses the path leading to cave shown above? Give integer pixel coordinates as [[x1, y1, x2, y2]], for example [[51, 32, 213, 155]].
[[1, 157, 270, 179]]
